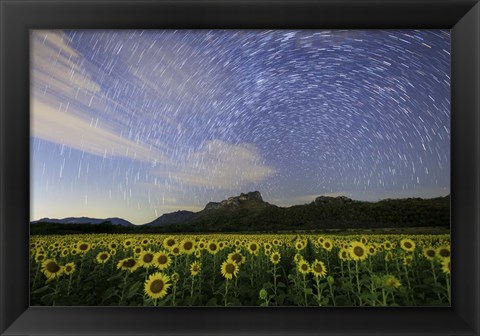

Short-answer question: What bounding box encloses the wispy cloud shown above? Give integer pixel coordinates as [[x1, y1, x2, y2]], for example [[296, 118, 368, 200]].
[[31, 99, 169, 162], [153, 140, 276, 189], [31, 30, 170, 163]]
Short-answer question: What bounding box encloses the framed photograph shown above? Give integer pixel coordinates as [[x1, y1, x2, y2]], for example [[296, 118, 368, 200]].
[[1, 0, 479, 335]]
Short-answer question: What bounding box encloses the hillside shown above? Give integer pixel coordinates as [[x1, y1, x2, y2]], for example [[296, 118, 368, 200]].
[[31, 191, 450, 235]]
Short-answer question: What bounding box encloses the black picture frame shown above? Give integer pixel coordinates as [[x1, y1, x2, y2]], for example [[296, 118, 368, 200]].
[[1, 0, 479, 335]]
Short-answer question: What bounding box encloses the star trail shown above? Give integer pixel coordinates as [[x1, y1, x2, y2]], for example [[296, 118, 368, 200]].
[[30, 30, 450, 224]]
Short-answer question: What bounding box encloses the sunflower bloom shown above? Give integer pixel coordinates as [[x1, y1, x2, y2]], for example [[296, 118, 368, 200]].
[[311, 260, 327, 278], [297, 259, 310, 275], [95, 251, 111, 264], [144, 272, 171, 300], [400, 238, 416, 252], [116, 258, 140, 272], [190, 261, 201, 276], [154, 251, 171, 270], [441, 258, 450, 275], [270, 251, 281, 265], [42, 259, 63, 282], [220, 260, 239, 280], [139, 250, 155, 268], [349, 241, 368, 261], [63, 262, 76, 276]]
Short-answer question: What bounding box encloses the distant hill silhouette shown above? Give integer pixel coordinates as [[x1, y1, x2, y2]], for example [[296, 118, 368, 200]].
[[30, 192, 450, 235]]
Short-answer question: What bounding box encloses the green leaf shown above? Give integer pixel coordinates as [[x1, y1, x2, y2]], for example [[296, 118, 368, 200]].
[[32, 285, 50, 294], [125, 281, 142, 299]]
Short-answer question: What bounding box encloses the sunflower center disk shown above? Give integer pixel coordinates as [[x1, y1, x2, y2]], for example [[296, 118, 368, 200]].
[[354, 246, 364, 257], [226, 264, 235, 274], [150, 280, 164, 293], [47, 262, 60, 273]]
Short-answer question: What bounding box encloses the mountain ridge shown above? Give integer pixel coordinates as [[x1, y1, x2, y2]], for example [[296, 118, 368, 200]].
[[31, 191, 450, 232]]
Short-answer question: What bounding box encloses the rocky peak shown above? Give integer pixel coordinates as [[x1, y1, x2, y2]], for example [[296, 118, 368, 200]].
[[204, 191, 265, 210], [314, 195, 352, 205]]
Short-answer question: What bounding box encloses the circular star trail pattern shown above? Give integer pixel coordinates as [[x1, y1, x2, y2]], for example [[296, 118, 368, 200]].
[[31, 30, 450, 224]]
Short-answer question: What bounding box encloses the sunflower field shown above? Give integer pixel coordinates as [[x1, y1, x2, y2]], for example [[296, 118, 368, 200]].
[[30, 233, 451, 306]]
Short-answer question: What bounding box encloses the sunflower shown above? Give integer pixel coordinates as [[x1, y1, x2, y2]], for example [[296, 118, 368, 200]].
[[338, 248, 349, 261], [141, 238, 150, 246], [400, 238, 416, 252], [384, 251, 393, 262], [436, 245, 451, 259], [190, 261, 201, 276], [139, 250, 155, 268], [263, 243, 272, 252], [349, 241, 368, 261], [311, 260, 327, 278], [322, 239, 333, 252], [297, 259, 310, 275], [403, 255, 413, 267], [171, 245, 181, 256], [227, 250, 246, 265], [95, 251, 111, 264], [109, 242, 118, 250], [171, 272, 180, 283], [220, 260, 239, 280], [133, 246, 143, 255], [63, 262, 76, 276], [76, 242, 91, 254], [294, 240, 305, 251], [180, 239, 195, 255], [163, 236, 176, 250], [42, 259, 63, 281], [194, 249, 202, 258], [270, 251, 281, 265], [144, 272, 171, 300], [35, 253, 46, 263], [441, 258, 450, 275], [207, 241, 219, 255], [383, 240, 393, 251], [197, 241, 206, 250], [247, 241, 259, 256], [367, 244, 377, 256], [154, 251, 171, 270], [384, 275, 401, 289], [60, 248, 69, 258], [123, 239, 134, 249], [422, 247, 436, 261], [272, 238, 280, 246], [116, 258, 140, 272], [294, 253, 303, 264]]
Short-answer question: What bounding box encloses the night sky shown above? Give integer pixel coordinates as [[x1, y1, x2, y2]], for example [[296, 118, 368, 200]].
[[31, 30, 450, 224]]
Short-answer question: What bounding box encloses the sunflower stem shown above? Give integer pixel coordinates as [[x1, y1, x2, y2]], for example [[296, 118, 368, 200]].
[[382, 289, 387, 306], [67, 274, 73, 297], [119, 272, 129, 305], [303, 274, 308, 306], [32, 263, 40, 290], [355, 261, 363, 306], [273, 263, 277, 299], [430, 260, 442, 301], [52, 281, 59, 306], [190, 275, 195, 299], [328, 280, 336, 306], [224, 279, 229, 306], [172, 282, 177, 306], [315, 276, 322, 306], [445, 273, 451, 304]]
